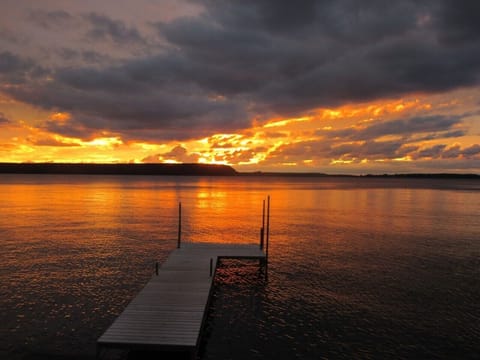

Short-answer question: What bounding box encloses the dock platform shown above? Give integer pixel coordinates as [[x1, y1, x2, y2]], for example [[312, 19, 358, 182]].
[[97, 242, 266, 358]]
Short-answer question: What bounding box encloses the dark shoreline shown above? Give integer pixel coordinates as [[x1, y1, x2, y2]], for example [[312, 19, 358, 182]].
[[239, 171, 480, 179], [0, 163, 237, 176], [0, 163, 478, 178]]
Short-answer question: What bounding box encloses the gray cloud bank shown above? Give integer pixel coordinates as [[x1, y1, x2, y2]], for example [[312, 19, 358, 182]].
[[1, 0, 480, 141], [0, 112, 11, 125]]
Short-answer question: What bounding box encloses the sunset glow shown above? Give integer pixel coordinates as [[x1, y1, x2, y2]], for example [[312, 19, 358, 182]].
[[0, 1, 479, 174], [1, 91, 479, 173]]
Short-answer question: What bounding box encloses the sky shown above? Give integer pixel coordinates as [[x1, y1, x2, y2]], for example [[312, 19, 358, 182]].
[[0, 0, 479, 174]]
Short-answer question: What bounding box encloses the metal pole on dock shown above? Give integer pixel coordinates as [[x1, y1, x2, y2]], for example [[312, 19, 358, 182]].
[[266, 195, 270, 263], [177, 202, 182, 248], [260, 199, 265, 249]]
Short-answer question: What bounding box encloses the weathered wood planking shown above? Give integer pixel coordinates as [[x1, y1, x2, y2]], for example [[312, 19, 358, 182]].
[[97, 242, 265, 357]]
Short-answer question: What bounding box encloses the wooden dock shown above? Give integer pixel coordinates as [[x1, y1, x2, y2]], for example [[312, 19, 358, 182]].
[[97, 242, 266, 358]]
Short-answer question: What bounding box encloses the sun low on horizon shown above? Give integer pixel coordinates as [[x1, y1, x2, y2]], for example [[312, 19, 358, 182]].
[[1, 1, 480, 174]]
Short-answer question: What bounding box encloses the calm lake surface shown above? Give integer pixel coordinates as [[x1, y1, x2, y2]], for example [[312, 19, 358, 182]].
[[0, 175, 479, 359]]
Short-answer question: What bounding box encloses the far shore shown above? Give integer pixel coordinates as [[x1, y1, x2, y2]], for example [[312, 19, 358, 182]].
[[0, 162, 478, 179]]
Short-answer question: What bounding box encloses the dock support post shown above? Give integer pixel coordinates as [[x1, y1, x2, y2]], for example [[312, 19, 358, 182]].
[[260, 227, 264, 249], [155, 262, 159, 276], [260, 199, 265, 249], [209, 258, 213, 277], [177, 202, 182, 248], [266, 195, 270, 263]]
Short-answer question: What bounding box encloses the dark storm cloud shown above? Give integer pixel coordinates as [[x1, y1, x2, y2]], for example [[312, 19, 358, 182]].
[[329, 140, 416, 160], [156, 0, 480, 115], [41, 114, 98, 140], [81, 50, 112, 64], [435, 0, 480, 44], [0, 27, 24, 44], [2, 1, 480, 142], [265, 137, 480, 166], [198, 0, 417, 41], [30, 72, 248, 135], [442, 145, 462, 159], [0, 112, 11, 125], [318, 115, 464, 141], [28, 9, 148, 48], [415, 130, 466, 142], [413, 143, 480, 160], [0, 51, 47, 84], [0, 51, 32, 74], [257, 36, 480, 114], [3, 48, 250, 140], [83, 13, 147, 45], [56, 48, 111, 65], [462, 144, 480, 157], [263, 138, 412, 164], [257, 0, 317, 33], [28, 9, 75, 30], [154, 17, 279, 96], [413, 144, 447, 159]]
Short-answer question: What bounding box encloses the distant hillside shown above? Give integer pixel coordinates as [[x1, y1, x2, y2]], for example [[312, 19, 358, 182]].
[[0, 163, 238, 176]]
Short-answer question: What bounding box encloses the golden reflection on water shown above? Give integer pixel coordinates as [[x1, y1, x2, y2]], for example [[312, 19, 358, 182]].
[[1, 175, 480, 359], [1, 176, 479, 247]]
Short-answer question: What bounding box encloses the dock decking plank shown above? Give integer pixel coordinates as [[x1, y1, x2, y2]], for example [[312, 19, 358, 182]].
[[97, 242, 265, 356]]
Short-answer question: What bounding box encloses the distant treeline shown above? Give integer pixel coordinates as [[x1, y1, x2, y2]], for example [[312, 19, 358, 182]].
[[241, 171, 479, 179], [0, 163, 478, 178], [0, 163, 237, 176], [363, 173, 480, 179], [239, 171, 330, 177]]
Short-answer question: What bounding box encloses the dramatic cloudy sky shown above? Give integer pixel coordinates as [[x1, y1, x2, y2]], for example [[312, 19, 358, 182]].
[[1, 0, 479, 173]]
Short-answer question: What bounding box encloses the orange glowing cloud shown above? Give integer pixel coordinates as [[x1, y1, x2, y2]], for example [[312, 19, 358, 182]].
[[49, 112, 71, 123], [0, 89, 479, 174]]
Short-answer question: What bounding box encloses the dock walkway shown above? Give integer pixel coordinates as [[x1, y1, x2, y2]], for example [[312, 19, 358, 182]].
[[97, 242, 266, 358]]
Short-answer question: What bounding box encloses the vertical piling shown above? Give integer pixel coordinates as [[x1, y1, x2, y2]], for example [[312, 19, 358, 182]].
[[177, 202, 182, 249], [155, 262, 159, 276], [209, 258, 213, 277], [266, 195, 270, 263], [260, 199, 265, 249]]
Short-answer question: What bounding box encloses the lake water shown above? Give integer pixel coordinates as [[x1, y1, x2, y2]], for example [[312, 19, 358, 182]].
[[0, 175, 479, 359]]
